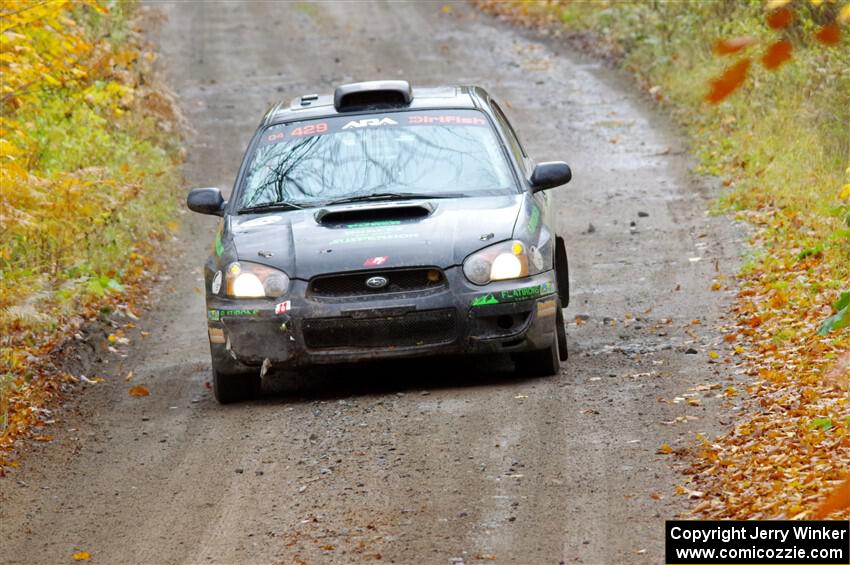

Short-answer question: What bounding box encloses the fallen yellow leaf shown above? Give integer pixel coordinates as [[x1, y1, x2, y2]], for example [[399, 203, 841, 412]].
[[813, 476, 850, 518], [657, 442, 673, 454], [708, 351, 720, 359], [72, 551, 91, 561], [128, 385, 150, 397]]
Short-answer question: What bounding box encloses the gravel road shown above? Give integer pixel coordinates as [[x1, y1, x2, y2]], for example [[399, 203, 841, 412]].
[[0, 2, 744, 564]]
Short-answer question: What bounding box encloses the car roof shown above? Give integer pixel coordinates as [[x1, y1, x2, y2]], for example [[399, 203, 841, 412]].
[[262, 83, 490, 126]]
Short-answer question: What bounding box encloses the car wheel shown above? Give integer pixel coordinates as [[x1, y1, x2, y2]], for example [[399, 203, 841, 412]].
[[212, 367, 260, 404], [556, 299, 568, 361], [513, 324, 561, 377]]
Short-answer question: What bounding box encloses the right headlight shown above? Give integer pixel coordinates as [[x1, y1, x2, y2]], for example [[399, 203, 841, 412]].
[[224, 261, 290, 298], [463, 240, 532, 285]]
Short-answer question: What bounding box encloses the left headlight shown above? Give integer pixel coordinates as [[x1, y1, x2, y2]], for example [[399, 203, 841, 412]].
[[463, 240, 531, 285], [224, 261, 290, 298]]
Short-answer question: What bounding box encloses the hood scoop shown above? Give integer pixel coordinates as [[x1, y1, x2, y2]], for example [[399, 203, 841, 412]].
[[316, 203, 432, 225]]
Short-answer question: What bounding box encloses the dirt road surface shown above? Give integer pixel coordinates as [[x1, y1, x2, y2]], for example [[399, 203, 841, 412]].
[[0, 2, 744, 564]]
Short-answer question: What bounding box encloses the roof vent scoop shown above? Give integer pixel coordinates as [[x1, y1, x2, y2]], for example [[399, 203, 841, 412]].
[[333, 80, 413, 112]]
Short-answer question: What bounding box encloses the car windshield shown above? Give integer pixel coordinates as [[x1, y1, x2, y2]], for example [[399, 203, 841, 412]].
[[239, 110, 515, 210]]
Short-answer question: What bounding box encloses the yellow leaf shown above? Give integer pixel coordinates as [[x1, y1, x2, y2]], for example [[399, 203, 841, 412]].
[[72, 552, 91, 561], [838, 4, 850, 25], [107, 334, 118, 343], [687, 398, 701, 407], [766, 0, 791, 10], [708, 351, 720, 359], [813, 476, 850, 518], [839, 183, 850, 200], [128, 385, 150, 397], [657, 442, 673, 454]]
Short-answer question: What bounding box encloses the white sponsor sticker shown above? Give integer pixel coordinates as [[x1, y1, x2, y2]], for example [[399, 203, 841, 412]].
[[211, 271, 222, 294], [341, 117, 398, 129], [239, 216, 283, 228], [530, 246, 544, 271]]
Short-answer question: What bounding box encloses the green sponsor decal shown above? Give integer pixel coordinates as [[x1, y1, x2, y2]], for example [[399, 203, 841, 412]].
[[527, 206, 540, 234], [209, 308, 258, 320], [500, 285, 542, 301], [345, 220, 402, 229], [470, 280, 557, 307], [214, 232, 224, 256], [471, 294, 499, 307]]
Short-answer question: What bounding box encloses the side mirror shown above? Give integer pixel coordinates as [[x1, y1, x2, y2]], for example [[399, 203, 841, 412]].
[[530, 162, 571, 192], [187, 187, 225, 216]]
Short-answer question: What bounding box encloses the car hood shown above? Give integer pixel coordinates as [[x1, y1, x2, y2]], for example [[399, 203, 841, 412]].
[[230, 194, 522, 279]]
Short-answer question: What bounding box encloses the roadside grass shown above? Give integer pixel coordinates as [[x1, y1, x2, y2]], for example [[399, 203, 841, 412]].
[[476, 1, 849, 518], [0, 2, 183, 464]]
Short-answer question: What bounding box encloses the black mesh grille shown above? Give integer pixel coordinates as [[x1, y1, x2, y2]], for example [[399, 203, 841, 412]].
[[302, 309, 457, 349], [309, 268, 446, 298]]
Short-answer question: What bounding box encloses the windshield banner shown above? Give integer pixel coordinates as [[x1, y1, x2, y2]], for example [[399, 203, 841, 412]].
[[261, 110, 488, 145]]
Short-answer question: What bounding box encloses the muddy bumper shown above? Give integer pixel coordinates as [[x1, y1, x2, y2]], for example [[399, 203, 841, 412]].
[[206, 269, 558, 371]]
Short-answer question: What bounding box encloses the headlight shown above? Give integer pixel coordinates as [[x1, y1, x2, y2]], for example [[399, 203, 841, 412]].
[[225, 262, 290, 298], [463, 240, 531, 285]]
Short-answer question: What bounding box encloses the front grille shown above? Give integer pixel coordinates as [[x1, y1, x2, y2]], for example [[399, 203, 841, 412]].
[[302, 308, 457, 349], [309, 268, 446, 298]]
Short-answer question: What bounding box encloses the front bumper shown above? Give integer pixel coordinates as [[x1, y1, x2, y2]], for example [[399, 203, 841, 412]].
[[206, 267, 558, 371]]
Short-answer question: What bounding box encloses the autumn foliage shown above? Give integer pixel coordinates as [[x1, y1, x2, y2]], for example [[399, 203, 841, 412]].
[[0, 1, 183, 461], [475, 0, 850, 520], [705, 59, 752, 104]]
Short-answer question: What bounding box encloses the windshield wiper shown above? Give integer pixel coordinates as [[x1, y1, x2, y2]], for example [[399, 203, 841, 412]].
[[327, 192, 464, 206], [238, 202, 306, 214]]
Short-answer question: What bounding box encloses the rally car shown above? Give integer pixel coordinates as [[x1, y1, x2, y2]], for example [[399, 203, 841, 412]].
[[187, 80, 572, 403]]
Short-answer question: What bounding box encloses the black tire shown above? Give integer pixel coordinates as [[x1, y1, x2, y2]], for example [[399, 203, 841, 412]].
[[513, 331, 561, 377], [555, 237, 569, 307], [212, 366, 260, 404], [556, 299, 569, 361]]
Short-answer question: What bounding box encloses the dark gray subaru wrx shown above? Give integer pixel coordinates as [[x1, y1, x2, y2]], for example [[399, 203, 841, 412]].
[[187, 81, 573, 403]]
